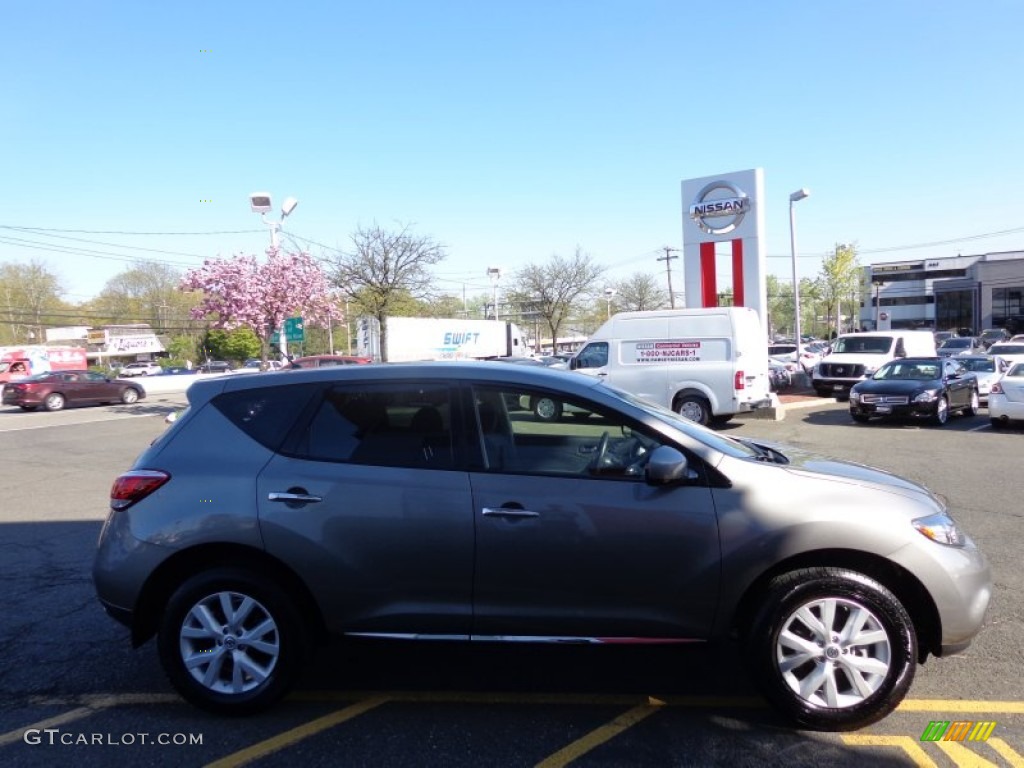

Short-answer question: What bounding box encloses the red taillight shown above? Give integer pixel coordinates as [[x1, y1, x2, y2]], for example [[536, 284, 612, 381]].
[[734, 370, 745, 390], [110, 470, 170, 511], [991, 382, 1003, 395]]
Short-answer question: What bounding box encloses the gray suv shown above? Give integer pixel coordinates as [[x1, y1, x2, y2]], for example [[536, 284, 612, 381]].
[[93, 363, 990, 730]]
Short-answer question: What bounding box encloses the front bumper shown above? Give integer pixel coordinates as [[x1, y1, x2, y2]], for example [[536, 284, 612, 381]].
[[850, 401, 939, 420], [889, 536, 991, 657]]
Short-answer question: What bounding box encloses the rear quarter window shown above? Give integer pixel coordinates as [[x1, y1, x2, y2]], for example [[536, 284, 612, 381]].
[[212, 383, 321, 451]]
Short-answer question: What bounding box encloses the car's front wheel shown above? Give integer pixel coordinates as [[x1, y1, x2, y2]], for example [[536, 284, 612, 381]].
[[851, 412, 870, 423], [747, 567, 917, 731], [157, 567, 307, 715], [120, 388, 140, 405], [531, 396, 562, 422], [932, 396, 949, 426]]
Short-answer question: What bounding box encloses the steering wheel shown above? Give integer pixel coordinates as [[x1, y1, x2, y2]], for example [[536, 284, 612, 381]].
[[588, 431, 611, 473]]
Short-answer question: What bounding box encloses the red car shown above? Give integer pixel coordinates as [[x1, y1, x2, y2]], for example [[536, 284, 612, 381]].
[[2, 370, 146, 412], [286, 355, 373, 368]]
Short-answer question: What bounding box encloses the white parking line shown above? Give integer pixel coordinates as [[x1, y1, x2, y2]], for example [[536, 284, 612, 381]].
[[0, 412, 154, 433]]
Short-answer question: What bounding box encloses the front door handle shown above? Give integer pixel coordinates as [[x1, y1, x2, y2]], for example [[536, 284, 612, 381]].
[[268, 491, 323, 503], [482, 507, 540, 519]]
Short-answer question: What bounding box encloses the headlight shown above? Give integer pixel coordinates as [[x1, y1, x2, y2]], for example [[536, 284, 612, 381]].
[[913, 389, 939, 403], [849, 391, 861, 402], [913, 512, 965, 547]]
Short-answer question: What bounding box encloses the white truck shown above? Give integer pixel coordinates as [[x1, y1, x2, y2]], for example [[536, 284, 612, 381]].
[[812, 330, 937, 398], [570, 307, 772, 426], [359, 317, 530, 362]]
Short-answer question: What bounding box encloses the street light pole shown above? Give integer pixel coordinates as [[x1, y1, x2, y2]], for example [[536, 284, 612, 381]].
[[251, 192, 298, 364], [789, 188, 810, 383], [603, 287, 616, 320], [487, 267, 502, 320]]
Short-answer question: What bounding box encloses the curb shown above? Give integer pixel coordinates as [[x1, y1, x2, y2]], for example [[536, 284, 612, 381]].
[[738, 392, 837, 421]]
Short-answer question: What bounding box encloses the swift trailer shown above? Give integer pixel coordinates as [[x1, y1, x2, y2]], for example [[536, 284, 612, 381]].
[[364, 317, 530, 362], [570, 307, 772, 426]]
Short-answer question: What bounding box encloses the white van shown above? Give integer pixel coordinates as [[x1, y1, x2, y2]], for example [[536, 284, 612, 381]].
[[570, 307, 772, 425], [812, 330, 937, 398]]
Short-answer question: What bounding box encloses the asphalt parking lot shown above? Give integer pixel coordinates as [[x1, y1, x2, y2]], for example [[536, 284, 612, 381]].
[[0, 396, 1021, 767]]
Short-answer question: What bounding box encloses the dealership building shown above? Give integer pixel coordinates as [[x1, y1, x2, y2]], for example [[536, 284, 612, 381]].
[[859, 250, 1024, 335]]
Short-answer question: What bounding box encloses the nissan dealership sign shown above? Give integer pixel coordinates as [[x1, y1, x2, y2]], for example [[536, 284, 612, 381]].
[[681, 168, 767, 333], [688, 180, 751, 235]]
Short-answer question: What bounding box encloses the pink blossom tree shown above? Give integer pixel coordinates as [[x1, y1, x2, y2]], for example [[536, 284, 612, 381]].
[[180, 250, 339, 368]]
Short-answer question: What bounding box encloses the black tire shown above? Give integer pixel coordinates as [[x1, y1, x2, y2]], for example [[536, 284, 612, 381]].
[[851, 412, 870, 424], [531, 396, 562, 423], [676, 396, 712, 426], [44, 393, 65, 412], [964, 389, 979, 417], [813, 387, 831, 398], [157, 567, 307, 715], [931, 396, 949, 426], [121, 387, 140, 405], [746, 567, 917, 731]]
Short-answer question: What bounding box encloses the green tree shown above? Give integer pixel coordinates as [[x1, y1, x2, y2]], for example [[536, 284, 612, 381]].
[[0, 261, 66, 345], [814, 244, 860, 338], [202, 328, 261, 363]]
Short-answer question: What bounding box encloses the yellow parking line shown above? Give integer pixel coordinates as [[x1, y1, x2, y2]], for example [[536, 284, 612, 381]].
[[935, 741, 1001, 767], [204, 695, 390, 768], [841, 735, 938, 768], [534, 699, 665, 768], [986, 738, 1024, 768], [897, 700, 1024, 714], [0, 706, 104, 748]]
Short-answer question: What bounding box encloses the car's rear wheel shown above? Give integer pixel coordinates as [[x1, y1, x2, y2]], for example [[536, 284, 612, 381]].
[[158, 567, 306, 715], [44, 393, 65, 412], [676, 396, 712, 426], [932, 396, 949, 426], [747, 567, 916, 731], [964, 389, 980, 417], [120, 388, 140, 405]]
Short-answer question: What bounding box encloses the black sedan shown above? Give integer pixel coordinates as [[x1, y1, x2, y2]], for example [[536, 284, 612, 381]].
[[849, 357, 979, 425]]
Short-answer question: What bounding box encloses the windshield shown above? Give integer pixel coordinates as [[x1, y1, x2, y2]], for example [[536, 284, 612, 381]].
[[990, 345, 1024, 355], [599, 382, 760, 459], [872, 361, 939, 381], [959, 358, 995, 373], [831, 336, 894, 354], [1008, 363, 1024, 377], [940, 338, 970, 349]]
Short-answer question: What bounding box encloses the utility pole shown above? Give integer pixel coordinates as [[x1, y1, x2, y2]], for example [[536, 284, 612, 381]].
[[657, 247, 680, 308]]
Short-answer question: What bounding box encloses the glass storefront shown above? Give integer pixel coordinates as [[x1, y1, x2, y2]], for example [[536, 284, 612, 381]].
[[935, 290, 976, 334]]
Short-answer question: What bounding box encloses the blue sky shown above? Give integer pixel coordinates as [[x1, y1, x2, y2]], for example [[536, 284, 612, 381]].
[[3, 1, 1023, 304]]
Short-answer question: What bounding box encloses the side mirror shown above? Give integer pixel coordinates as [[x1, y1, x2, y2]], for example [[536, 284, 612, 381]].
[[645, 445, 696, 485], [569, 357, 580, 370]]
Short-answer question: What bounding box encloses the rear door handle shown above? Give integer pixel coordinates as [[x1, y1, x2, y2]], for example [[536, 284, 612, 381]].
[[482, 507, 539, 519]]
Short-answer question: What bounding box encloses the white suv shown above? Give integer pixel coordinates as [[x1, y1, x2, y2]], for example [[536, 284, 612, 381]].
[[119, 362, 162, 377]]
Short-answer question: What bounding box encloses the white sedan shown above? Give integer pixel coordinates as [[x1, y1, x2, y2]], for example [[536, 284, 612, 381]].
[[989, 362, 1024, 429], [119, 362, 162, 377]]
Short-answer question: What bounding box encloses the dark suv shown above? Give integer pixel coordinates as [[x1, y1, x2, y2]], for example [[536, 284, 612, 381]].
[[93, 363, 990, 730]]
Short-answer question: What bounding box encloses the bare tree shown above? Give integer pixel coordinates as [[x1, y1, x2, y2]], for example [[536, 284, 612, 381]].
[[613, 272, 668, 312], [328, 223, 447, 361], [514, 247, 605, 351]]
